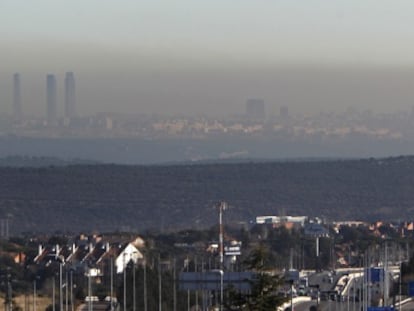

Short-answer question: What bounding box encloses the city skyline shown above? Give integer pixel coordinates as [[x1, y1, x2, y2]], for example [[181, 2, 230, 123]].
[[3, 66, 414, 118], [2, 2, 414, 117], [2, 4, 414, 311]]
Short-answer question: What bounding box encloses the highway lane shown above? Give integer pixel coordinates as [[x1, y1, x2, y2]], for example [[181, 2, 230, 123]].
[[294, 299, 363, 311], [399, 299, 414, 311], [292, 270, 361, 311]]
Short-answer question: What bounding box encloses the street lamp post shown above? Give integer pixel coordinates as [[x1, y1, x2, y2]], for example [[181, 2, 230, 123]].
[[52, 275, 55, 311], [65, 270, 68, 311], [123, 253, 127, 311], [220, 270, 223, 311], [33, 278, 36, 311], [211, 269, 223, 311], [87, 271, 92, 311], [143, 258, 148, 311], [133, 262, 136, 311], [70, 270, 74, 311], [158, 254, 162, 311], [400, 262, 403, 311], [60, 264, 63, 311], [7, 276, 12, 311]]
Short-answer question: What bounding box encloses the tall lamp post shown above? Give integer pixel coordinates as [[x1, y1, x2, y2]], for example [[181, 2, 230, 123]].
[[400, 266, 403, 311], [143, 257, 147, 311], [70, 270, 74, 311], [214, 202, 227, 311], [87, 270, 92, 311], [123, 253, 127, 311], [220, 270, 223, 311], [52, 275, 55, 311], [7, 272, 12, 311], [211, 269, 224, 311], [216, 202, 227, 270], [32, 278, 36, 311], [60, 263, 63, 311], [133, 262, 136, 311]]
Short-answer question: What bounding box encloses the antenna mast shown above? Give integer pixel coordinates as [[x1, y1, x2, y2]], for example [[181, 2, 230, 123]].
[[217, 201, 227, 269]]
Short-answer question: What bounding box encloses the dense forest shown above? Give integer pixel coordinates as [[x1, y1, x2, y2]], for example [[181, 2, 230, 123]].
[[2, 156, 414, 234]]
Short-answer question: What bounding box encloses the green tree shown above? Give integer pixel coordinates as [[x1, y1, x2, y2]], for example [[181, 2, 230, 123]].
[[226, 245, 287, 311]]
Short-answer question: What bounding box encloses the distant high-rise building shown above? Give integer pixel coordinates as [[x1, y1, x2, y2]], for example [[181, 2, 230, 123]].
[[64, 72, 76, 119], [410, 106, 414, 119], [246, 99, 265, 120], [280, 106, 289, 118], [12, 73, 22, 121], [46, 74, 57, 126]]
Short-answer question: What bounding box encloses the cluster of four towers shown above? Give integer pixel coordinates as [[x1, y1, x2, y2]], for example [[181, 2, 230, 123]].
[[13, 72, 76, 126]]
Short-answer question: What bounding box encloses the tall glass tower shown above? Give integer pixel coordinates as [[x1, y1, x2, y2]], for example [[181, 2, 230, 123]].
[[46, 74, 57, 126], [64, 72, 76, 119], [13, 73, 22, 122]]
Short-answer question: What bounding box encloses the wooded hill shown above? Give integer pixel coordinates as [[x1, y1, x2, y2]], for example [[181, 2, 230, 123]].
[[2, 156, 414, 234]]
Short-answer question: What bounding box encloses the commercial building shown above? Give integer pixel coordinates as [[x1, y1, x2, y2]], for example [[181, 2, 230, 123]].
[[246, 98, 265, 120], [64, 72, 76, 119], [46, 74, 57, 126], [13, 73, 22, 121]]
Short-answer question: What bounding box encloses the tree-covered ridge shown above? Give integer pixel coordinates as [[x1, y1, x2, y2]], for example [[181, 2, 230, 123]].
[[1, 156, 414, 233], [0, 156, 99, 167]]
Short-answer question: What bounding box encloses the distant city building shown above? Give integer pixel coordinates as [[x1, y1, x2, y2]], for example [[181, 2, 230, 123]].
[[64, 72, 76, 119], [280, 105, 289, 118], [46, 74, 57, 126], [246, 98, 265, 120], [255, 215, 308, 226], [411, 106, 414, 118], [12, 73, 22, 122]]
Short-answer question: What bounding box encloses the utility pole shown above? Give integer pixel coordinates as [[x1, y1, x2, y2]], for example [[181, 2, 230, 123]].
[[8, 274, 12, 311], [214, 202, 227, 311], [133, 262, 136, 311], [173, 258, 177, 311], [52, 276, 55, 311], [143, 258, 148, 311], [70, 270, 74, 311], [110, 258, 114, 311], [158, 254, 162, 311], [216, 201, 227, 269], [60, 264, 63, 311], [65, 270, 68, 311], [123, 253, 127, 311], [33, 278, 35, 311]]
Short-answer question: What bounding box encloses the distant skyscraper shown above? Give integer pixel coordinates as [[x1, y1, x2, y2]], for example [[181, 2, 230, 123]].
[[12, 73, 22, 121], [280, 106, 289, 118], [64, 72, 76, 119], [46, 74, 57, 126], [246, 99, 265, 120]]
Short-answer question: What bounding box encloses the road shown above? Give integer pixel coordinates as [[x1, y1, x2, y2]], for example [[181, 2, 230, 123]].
[[398, 298, 414, 311], [293, 270, 360, 311], [294, 299, 363, 311]]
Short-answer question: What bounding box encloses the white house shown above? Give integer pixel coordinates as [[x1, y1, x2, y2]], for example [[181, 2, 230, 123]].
[[115, 243, 143, 274]]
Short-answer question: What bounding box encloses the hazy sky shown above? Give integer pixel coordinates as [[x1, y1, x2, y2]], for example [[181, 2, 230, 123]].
[[2, 0, 414, 116]]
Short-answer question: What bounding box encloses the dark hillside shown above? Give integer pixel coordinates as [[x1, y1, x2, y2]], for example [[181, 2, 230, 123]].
[[1, 157, 414, 233]]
